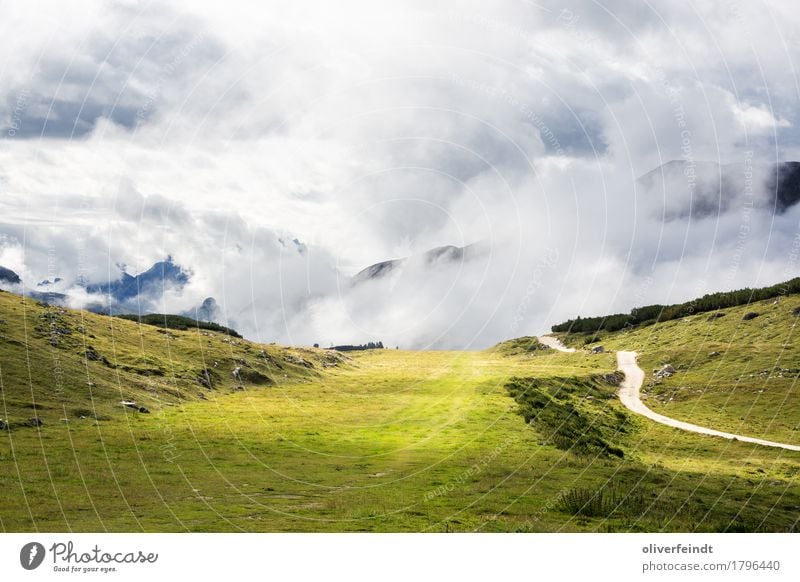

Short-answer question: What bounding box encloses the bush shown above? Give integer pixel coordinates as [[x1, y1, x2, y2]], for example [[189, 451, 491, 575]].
[[505, 376, 628, 458], [558, 485, 646, 518]]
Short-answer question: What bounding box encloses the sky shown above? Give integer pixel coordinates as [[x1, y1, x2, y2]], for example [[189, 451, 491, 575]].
[[1, 0, 800, 348]]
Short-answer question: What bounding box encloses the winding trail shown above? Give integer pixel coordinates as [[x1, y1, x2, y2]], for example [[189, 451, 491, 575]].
[[540, 336, 800, 452]]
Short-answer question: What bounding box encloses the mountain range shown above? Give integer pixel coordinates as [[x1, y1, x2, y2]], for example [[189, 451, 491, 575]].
[[638, 160, 800, 219], [352, 243, 487, 284]]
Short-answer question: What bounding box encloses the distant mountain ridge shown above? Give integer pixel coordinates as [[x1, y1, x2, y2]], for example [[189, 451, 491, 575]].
[[0, 257, 191, 315], [352, 243, 487, 284], [638, 160, 800, 219], [85, 257, 190, 302], [0, 266, 21, 286]]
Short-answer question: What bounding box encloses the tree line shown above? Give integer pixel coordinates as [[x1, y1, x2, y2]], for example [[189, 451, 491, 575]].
[[551, 277, 800, 334]]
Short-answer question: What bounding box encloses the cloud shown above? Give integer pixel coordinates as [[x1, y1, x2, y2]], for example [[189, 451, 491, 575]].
[[1, 0, 800, 348]]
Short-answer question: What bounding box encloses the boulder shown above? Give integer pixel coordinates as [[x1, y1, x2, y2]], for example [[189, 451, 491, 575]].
[[28, 417, 43, 427], [590, 345, 605, 354], [654, 364, 675, 378], [742, 312, 760, 321]]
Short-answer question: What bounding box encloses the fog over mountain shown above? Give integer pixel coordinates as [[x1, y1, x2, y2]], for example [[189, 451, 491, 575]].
[[2, 0, 800, 348]]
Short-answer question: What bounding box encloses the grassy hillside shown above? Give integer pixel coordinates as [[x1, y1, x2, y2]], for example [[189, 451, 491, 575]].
[[1, 290, 799, 532], [0, 290, 342, 428], [556, 293, 800, 445]]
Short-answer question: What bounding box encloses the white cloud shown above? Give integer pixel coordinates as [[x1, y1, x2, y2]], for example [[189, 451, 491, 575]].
[[2, 0, 800, 347]]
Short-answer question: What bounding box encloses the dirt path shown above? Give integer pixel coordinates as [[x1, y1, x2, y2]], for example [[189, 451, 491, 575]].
[[616, 350, 800, 452]]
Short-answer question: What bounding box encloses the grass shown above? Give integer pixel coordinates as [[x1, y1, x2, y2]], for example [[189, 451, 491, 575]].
[[1, 290, 799, 532]]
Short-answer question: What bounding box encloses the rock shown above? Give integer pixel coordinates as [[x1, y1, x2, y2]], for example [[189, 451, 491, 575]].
[[742, 312, 760, 321], [138, 406, 150, 414], [707, 312, 725, 321], [654, 364, 675, 378], [28, 417, 43, 427], [285, 354, 313, 368], [197, 369, 214, 389], [590, 345, 605, 354], [708, 351, 721, 357], [0, 419, 7, 430], [232, 366, 242, 381], [792, 307, 800, 317], [600, 372, 623, 385]]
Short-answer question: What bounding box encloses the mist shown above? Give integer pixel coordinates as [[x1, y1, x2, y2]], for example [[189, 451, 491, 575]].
[[2, 0, 799, 348]]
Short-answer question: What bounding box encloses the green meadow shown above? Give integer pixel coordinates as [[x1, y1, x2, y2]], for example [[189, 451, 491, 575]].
[[1, 290, 799, 532]]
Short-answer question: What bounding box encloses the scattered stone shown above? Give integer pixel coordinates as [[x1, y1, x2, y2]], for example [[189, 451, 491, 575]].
[[85, 346, 114, 367], [600, 372, 624, 385], [120, 401, 149, 413], [654, 364, 675, 379], [197, 369, 214, 389], [285, 354, 313, 368], [742, 312, 760, 321]]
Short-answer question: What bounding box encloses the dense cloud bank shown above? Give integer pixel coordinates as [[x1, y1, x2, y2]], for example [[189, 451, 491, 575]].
[[1, 0, 799, 348]]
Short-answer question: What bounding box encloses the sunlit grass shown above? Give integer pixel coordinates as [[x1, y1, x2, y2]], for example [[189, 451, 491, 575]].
[[1, 291, 799, 532]]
